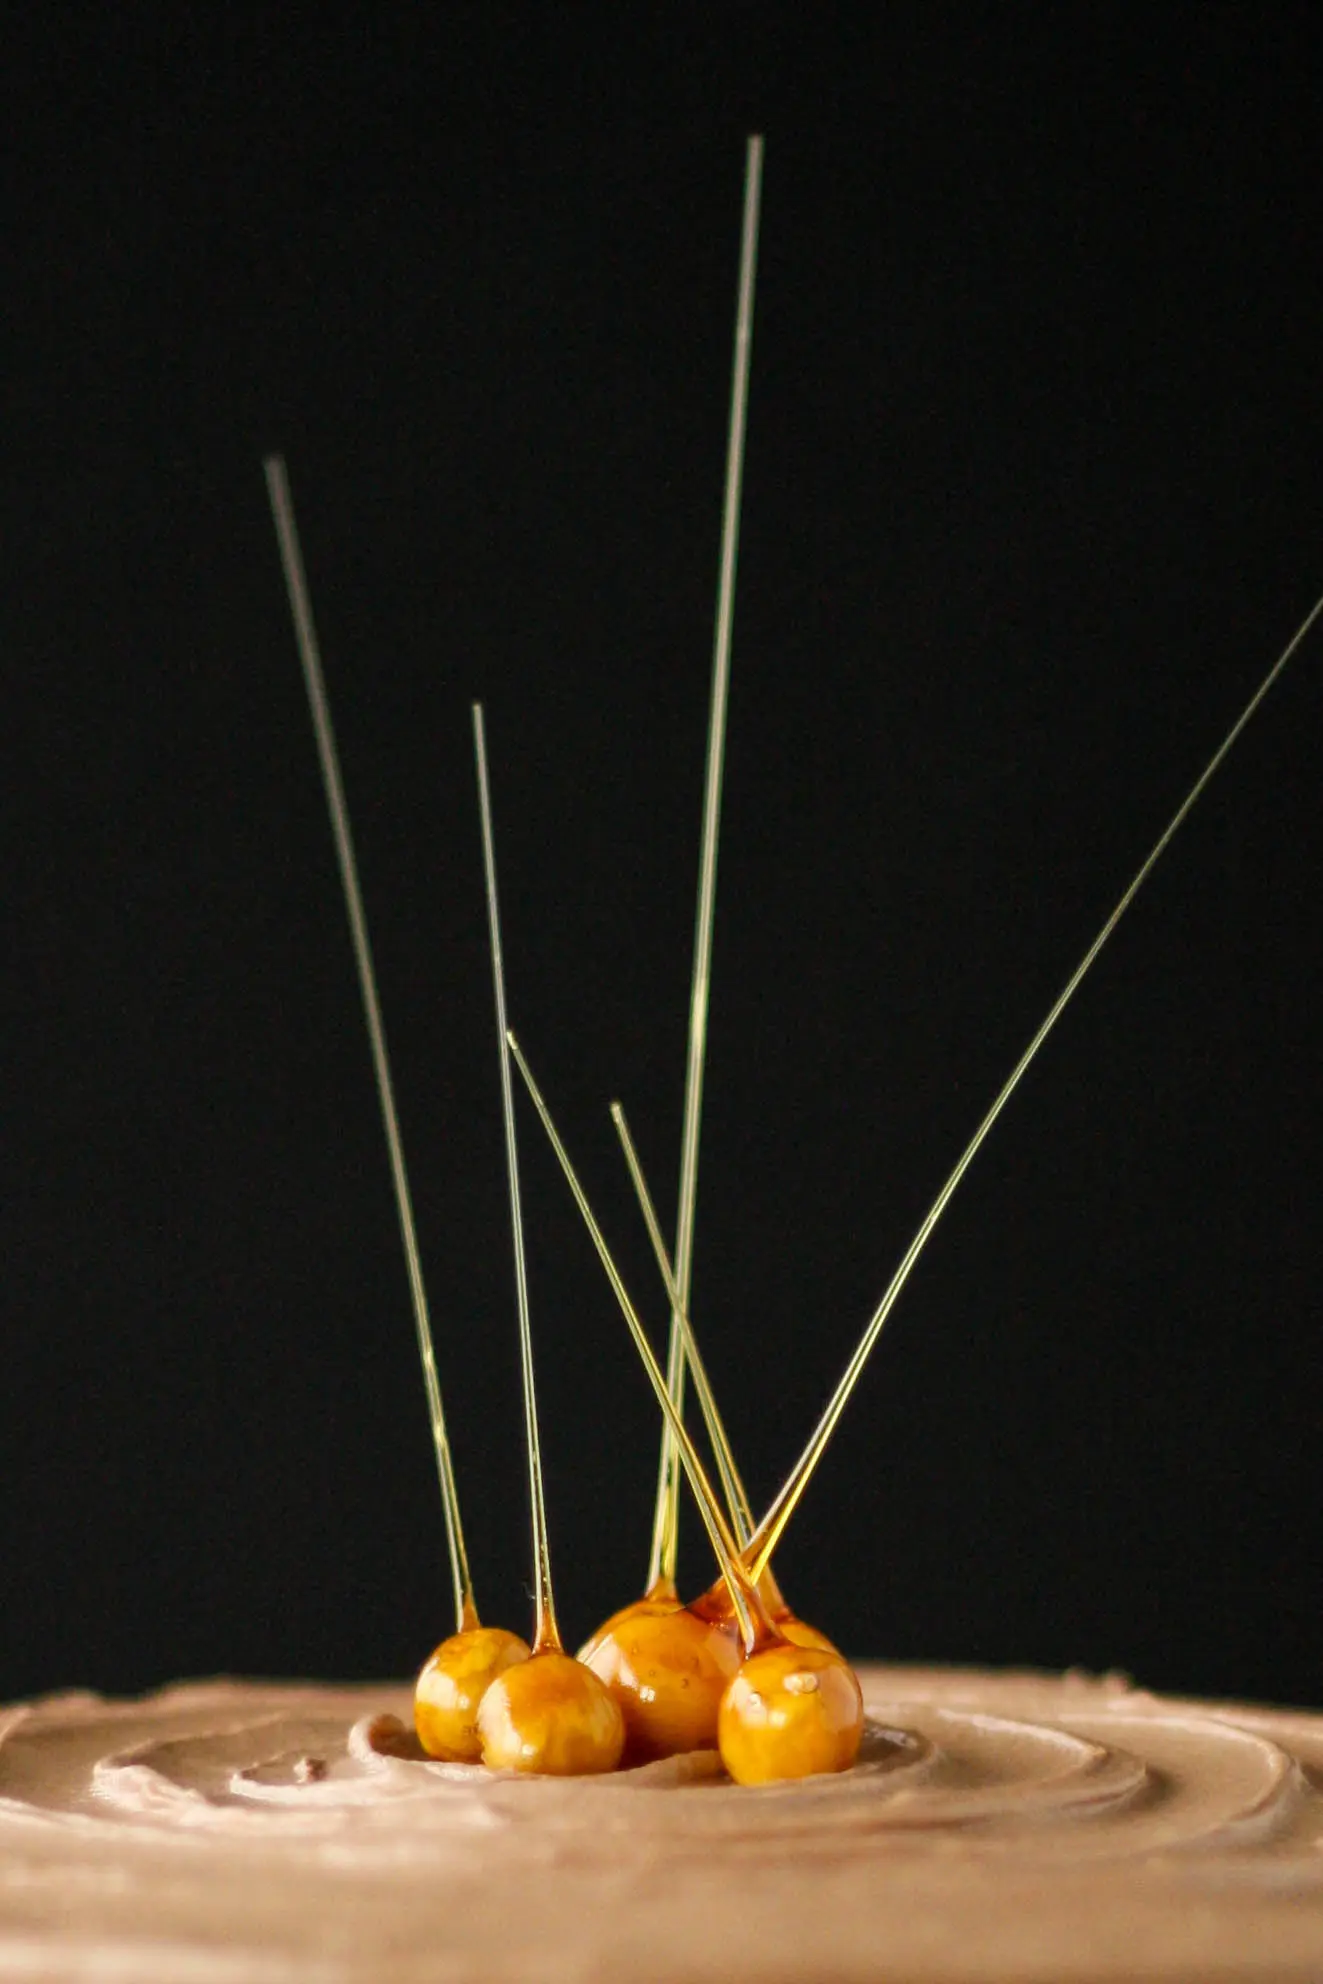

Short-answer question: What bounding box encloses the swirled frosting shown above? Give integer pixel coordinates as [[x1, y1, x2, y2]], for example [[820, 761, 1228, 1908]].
[[3, 1665, 1321, 1980]]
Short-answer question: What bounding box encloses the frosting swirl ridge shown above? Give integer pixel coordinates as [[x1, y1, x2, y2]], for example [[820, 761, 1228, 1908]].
[[3, 1665, 1322, 1980]]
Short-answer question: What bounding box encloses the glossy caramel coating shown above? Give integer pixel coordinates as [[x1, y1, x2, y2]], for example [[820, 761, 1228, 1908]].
[[718, 1643, 864, 1786], [579, 1594, 742, 1762], [414, 1625, 531, 1762], [776, 1612, 844, 1657], [477, 1649, 626, 1775], [691, 1573, 837, 1657], [576, 1588, 679, 1663]]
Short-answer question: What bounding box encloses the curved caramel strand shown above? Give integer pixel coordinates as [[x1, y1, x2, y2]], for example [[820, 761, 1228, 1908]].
[[507, 1033, 770, 1655], [609, 1101, 790, 1620], [650, 133, 765, 1594], [743, 587, 1323, 1584], [471, 719, 623, 1776], [614, 1103, 752, 1539], [472, 706, 559, 1655], [264, 455, 474, 1634]]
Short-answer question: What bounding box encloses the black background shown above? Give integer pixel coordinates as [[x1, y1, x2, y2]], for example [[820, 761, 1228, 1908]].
[[6, 11, 1321, 1712]]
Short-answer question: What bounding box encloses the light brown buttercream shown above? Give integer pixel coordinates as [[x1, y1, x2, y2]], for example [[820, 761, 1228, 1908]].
[[2, 1665, 1321, 1980]]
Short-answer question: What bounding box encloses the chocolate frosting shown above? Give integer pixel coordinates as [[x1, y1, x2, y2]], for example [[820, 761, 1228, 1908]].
[[3, 1664, 1322, 1980]]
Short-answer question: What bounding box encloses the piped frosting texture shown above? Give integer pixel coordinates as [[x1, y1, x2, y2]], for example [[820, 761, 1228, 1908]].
[[2, 1665, 1322, 1980]]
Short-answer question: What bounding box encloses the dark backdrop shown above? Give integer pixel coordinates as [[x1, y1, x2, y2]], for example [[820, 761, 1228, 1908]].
[[6, 11, 1321, 1712]]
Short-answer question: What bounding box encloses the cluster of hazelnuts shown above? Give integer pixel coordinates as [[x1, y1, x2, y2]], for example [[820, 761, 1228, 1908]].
[[414, 1570, 863, 1786]]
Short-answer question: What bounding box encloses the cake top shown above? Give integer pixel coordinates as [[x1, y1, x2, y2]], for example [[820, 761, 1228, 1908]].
[[3, 1664, 1322, 1982]]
